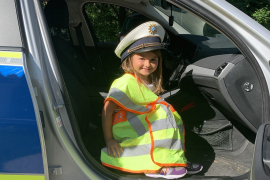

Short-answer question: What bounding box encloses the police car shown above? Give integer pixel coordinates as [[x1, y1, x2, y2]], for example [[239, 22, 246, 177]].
[[0, 0, 269, 179]]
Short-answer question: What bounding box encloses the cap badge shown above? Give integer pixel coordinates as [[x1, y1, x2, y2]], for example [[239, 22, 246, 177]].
[[148, 24, 157, 34]]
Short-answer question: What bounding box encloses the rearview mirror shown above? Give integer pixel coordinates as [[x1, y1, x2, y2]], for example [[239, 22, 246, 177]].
[[161, 0, 171, 10]]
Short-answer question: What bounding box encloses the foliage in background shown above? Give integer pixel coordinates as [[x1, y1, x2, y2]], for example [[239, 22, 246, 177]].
[[227, 0, 270, 30], [42, 2, 47, 8], [253, 7, 270, 30], [85, 3, 133, 42], [84, 1, 269, 42]]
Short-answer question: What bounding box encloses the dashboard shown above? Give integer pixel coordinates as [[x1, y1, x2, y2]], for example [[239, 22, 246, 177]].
[[164, 34, 263, 132]]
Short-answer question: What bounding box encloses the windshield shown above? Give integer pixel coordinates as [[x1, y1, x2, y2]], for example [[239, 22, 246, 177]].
[[150, 0, 222, 37]]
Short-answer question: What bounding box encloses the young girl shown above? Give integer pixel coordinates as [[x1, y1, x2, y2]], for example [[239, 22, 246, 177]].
[[101, 21, 202, 179]]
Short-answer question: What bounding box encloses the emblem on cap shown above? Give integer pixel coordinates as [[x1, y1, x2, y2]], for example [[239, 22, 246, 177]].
[[148, 23, 157, 34]]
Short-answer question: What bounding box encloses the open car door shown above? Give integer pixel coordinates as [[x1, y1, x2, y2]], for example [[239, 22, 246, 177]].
[[250, 123, 270, 180], [0, 0, 48, 179], [0, 51, 49, 180]]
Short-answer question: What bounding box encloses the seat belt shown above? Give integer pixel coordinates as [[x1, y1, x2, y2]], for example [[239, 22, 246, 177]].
[[74, 22, 95, 70]]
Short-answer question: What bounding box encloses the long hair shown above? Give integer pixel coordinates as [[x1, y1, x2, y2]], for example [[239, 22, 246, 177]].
[[121, 50, 165, 95]]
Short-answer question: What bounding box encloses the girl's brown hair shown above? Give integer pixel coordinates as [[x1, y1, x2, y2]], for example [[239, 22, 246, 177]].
[[121, 50, 165, 95]]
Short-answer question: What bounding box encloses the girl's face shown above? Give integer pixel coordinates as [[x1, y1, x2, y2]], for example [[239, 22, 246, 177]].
[[131, 51, 159, 79]]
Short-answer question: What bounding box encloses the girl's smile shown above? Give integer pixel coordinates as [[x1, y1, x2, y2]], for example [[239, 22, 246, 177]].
[[132, 51, 159, 81]]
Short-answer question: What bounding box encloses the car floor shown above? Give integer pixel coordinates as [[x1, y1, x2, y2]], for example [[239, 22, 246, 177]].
[[185, 123, 254, 177], [186, 146, 252, 177]]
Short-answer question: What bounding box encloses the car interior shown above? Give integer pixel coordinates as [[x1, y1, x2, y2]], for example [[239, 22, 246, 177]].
[[43, 0, 266, 179]]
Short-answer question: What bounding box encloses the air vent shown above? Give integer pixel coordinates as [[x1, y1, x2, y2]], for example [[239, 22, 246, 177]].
[[214, 63, 228, 77]]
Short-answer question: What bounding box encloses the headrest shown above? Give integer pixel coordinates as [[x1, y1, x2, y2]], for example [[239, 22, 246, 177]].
[[44, 0, 69, 29], [115, 21, 165, 61]]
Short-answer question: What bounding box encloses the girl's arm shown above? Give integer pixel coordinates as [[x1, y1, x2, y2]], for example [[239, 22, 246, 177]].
[[102, 100, 123, 157]]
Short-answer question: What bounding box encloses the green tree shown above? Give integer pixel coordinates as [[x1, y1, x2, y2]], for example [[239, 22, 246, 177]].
[[85, 3, 133, 42], [227, 0, 270, 30], [253, 7, 270, 30]]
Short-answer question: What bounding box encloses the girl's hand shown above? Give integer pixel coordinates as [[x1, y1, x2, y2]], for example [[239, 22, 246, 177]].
[[106, 139, 124, 158]]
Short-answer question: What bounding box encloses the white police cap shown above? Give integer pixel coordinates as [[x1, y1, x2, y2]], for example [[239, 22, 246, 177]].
[[115, 21, 165, 61]]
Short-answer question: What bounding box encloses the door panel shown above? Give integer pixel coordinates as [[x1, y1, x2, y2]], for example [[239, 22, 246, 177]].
[[250, 123, 270, 180]]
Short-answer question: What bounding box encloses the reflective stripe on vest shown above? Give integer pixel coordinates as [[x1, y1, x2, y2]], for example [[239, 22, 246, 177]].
[[108, 88, 151, 113], [101, 73, 187, 172], [126, 107, 184, 136], [102, 138, 183, 157]]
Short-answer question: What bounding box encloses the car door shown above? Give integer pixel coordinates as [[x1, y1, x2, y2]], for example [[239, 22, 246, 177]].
[[0, 1, 48, 179], [166, 0, 270, 179], [250, 122, 270, 180]]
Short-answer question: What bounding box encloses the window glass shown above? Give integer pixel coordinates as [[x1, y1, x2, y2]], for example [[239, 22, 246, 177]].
[[84, 3, 135, 42], [150, 0, 221, 37]]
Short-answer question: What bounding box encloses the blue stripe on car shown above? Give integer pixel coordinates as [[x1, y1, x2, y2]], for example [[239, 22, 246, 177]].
[[0, 65, 44, 174]]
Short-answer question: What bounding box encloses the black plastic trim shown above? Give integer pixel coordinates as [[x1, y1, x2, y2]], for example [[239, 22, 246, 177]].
[[196, 122, 232, 135], [0, 46, 27, 53], [39, 111, 45, 128], [14, 0, 28, 52], [263, 125, 270, 175], [171, 0, 270, 129]]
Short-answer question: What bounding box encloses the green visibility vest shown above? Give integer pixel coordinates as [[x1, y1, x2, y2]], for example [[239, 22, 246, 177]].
[[101, 73, 186, 173]]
